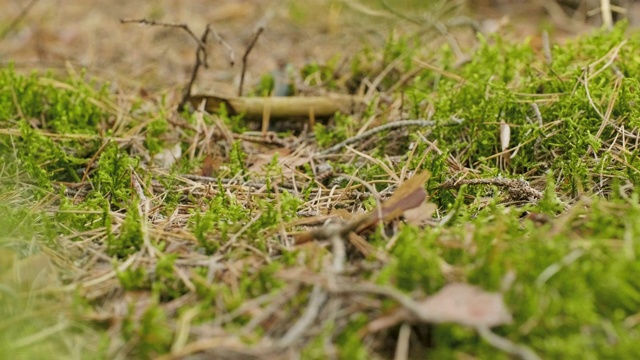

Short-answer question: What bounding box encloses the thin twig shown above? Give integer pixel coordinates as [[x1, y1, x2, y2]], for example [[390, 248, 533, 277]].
[[277, 284, 328, 348], [238, 26, 265, 96], [330, 232, 346, 274], [316, 119, 461, 156], [210, 31, 236, 66], [120, 19, 205, 48], [439, 177, 543, 202], [120, 19, 234, 110], [179, 173, 297, 190], [477, 326, 541, 360], [179, 25, 211, 110], [394, 322, 411, 360]]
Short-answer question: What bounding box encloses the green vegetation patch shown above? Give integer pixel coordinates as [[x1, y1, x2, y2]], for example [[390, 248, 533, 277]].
[[3, 20, 640, 360]]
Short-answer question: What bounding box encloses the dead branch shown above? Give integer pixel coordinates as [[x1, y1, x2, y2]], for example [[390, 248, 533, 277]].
[[190, 93, 361, 119], [277, 284, 328, 348], [316, 119, 464, 156], [120, 18, 235, 111], [439, 177, 543, 203]]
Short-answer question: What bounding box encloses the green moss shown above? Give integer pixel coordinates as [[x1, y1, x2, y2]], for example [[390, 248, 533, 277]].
[[91, 141, 138, 208], [7, 15, 640, 360], [122, 299, 172, 358], [0, 160, 103, 359]]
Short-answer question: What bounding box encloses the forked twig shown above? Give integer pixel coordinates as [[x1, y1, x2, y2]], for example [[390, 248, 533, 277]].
[[120, 18, 235, 110], [120, 18, 206, 48]]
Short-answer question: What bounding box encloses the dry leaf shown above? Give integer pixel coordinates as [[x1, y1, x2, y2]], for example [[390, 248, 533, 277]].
[[294, 171, 431, 244], [356, 171, 431, 231], [404, 201, 437, 226], [201, 153, 222, 177], [414, 283, 512, 328], [247, 147, 291, 174], [154, 142, 182, 169]]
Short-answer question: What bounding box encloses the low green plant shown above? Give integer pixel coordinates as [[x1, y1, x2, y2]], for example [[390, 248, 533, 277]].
[[5, 15, 640, 360]]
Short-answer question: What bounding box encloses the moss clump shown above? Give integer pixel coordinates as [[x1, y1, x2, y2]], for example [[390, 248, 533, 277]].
[[6, 17, 640, 360]]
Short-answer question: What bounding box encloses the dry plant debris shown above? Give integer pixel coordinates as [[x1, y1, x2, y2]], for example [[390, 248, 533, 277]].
[[4, 1, 640, 359]]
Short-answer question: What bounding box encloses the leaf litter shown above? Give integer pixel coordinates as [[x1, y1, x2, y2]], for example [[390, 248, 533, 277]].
[[5, 1, 640, 359]]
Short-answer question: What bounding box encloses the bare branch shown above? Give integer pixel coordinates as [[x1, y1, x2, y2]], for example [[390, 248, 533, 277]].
[[120, 19, 235, 111]]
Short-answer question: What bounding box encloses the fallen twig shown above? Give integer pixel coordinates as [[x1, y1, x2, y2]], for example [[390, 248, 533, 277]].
[[120, 19, 234, 110], [477, 326, 541, 360], [277, 284, 328, 348], [440, 177, 543, 203], [316, 119, 462, 156], [190, 93, 360, 119]]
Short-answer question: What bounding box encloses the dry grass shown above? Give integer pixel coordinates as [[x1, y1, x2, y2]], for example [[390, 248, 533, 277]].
[[4, 1, 640, 359]]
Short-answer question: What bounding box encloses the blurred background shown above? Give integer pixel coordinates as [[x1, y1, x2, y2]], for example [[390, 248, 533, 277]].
[[0, 0, 638, 94]]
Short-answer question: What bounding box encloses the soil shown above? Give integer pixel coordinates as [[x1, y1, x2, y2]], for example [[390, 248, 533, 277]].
[[4, 0, 635, 97]]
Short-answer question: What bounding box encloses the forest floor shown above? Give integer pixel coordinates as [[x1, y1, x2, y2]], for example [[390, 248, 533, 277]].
[[2, 1, 640, 359]]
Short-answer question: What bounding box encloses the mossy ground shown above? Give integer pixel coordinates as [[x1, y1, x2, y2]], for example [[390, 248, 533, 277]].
[[2, 18, 640, 359]]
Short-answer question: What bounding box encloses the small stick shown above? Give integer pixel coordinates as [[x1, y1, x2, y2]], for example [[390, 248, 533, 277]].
[[180, 25, 212, 110], [394, 323, 411, 360], [238, 26, 265, 96], [120, 19, 234, 110], [277, 284, 327, 348], [439, 177, 543, 203], [477, 326, 541, 360], [120, 19, 205, 48], [316, 119, 462, 156]]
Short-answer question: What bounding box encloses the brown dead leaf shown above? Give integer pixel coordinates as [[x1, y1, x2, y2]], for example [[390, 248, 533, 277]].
[[414, 283, 512, 328], [356, 171, 431, 231], [294, 171, 431, 244], [404, 201, 437, 226], [366, 283, 512, 335], [201, 153, 223, 177], [247, 147, 292, 174]]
